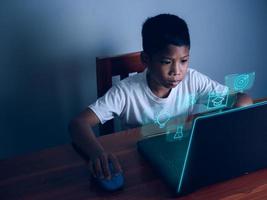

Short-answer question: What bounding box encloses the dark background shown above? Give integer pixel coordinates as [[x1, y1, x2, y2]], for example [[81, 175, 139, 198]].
[[0, 0, 266, 159]]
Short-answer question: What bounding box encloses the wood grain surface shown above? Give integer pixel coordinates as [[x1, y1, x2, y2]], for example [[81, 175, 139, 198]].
[[1, 126, 267, 200]]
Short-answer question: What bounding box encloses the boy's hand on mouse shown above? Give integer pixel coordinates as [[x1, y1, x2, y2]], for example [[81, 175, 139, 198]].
[[88, 151, 122, 180]]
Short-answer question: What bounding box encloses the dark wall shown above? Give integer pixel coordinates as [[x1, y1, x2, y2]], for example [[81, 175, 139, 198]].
[[0, 0, 266, 159]]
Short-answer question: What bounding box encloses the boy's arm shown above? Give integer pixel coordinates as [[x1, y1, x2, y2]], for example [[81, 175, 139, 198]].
[[68, 108, 122, 179], [233, 92, 253, 107], [188, 93, 253, 123]]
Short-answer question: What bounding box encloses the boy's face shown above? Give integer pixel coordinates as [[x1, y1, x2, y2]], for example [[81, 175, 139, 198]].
[[144, 44, 190, 89]]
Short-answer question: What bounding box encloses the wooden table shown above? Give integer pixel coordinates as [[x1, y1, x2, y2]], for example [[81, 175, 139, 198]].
[[1, 127, 267, 200]]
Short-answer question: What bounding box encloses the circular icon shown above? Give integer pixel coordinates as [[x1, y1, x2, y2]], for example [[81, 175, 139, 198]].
[[234, 74, 249, 91]]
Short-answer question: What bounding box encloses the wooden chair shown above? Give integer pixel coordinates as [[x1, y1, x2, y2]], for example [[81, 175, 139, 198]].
[[96, 51, 145, 135]]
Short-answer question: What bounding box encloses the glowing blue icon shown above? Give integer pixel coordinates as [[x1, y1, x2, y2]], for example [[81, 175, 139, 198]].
[[188, 94, 197, 106], [211, 96, 225, 107], [207, 90, 229, 110], [174, 125, 184, 140], [234, 74, 249, 91], [225, 72, 255, 92], [154, 112, 171, 128]]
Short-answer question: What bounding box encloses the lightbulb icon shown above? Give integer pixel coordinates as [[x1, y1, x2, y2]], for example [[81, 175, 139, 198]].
[[154, 112, 171, 128]]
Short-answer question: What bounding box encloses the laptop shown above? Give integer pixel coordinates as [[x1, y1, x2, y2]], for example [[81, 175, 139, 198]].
[[137, 101, 267, 196]]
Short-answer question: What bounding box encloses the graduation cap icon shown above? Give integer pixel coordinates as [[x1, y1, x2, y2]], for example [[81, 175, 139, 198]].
[[211, 96, 225, 107]]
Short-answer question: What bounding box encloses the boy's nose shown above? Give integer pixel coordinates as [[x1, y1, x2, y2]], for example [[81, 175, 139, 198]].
[[171, 63, 182, 75]]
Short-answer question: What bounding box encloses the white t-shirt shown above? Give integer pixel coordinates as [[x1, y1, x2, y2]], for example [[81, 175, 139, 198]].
[[89, 68, 228, 129]]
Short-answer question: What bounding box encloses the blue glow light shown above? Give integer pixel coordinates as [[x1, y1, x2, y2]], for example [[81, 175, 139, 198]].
[[154, 111, 171, 128], [225, 72, 255, 92], [207, 90, 229, 110], [174, 125, 184, 140]]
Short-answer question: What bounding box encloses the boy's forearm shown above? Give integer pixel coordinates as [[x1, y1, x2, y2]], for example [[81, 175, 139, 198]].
[[232, 92, 253, 107], [69, 119, 104, 160]]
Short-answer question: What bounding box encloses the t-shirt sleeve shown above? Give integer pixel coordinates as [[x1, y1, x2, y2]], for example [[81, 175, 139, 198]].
[[189, 70, 229, 114], [88, 84, 126, 124], [196, 71, 228, 96], [192, 70, 229, 104]]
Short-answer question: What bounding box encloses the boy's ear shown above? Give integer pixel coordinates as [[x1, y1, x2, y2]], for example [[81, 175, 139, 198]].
[[141, 51, 150, 67]]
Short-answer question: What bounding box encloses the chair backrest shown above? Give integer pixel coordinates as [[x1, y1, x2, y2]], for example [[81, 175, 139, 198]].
[[96, 51, 145, 135]]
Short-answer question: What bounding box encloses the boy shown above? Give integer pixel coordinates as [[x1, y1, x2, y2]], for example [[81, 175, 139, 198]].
[[69, 14, 252, 181]]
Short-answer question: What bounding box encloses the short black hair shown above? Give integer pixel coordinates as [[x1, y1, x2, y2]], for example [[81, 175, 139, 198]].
[[142, 14, 190, 56]]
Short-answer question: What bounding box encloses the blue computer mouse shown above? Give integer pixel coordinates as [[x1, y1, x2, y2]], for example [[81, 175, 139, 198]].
[[94, 161, 124, 191]]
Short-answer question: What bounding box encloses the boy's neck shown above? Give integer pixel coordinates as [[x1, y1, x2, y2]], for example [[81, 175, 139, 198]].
[[146, 73, 171, 98]]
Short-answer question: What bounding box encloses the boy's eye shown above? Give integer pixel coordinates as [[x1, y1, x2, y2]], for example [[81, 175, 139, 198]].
[[181, 59, 188, 63], [160, 60, 171, 64]]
